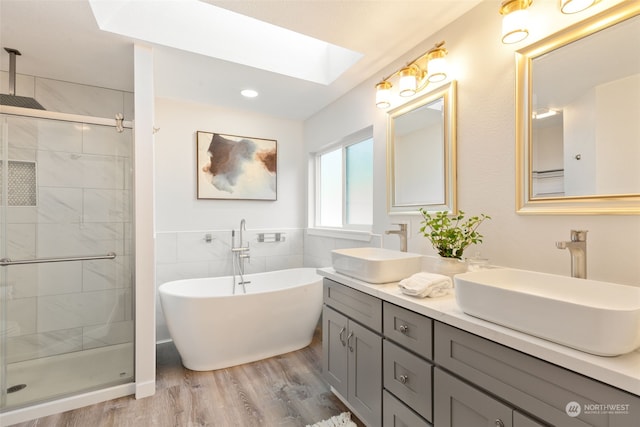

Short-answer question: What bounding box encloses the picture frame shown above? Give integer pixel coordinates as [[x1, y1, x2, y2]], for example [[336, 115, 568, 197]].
[[196, 131, 277, 200]]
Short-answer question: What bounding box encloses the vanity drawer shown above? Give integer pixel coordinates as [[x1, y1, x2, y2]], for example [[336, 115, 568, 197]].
[[434, 322, 640, 427], [383, 339, 433, 422], [383, 301, 433, 359], [383, 389, 431, 427], [323, 279, 382, 332]]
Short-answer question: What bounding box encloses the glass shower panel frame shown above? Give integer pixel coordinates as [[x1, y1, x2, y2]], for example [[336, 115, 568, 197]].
[[0, 111, 134, 411]]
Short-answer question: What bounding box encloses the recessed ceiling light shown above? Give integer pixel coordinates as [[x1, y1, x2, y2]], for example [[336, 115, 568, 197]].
[[241, 89, 259, 98]]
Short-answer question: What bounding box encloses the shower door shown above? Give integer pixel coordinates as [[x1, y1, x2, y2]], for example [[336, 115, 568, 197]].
[[0, 112, 134, 411]]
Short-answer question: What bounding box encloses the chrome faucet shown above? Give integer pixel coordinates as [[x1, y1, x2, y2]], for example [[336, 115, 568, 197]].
[[556, 230, 587, 279], [231, 219, 251, 293], [385, 223, 408, 252]]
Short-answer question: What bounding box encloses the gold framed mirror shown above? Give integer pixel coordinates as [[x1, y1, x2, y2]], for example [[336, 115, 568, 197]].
[[515, 2, 640, 214], [387, 81, 457, 215]]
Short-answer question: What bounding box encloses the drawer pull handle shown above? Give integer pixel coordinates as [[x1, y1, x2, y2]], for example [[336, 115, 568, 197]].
[[399, 324, 409, 334], [495, 420, 504, 427], [399, 375, 409, 384], [339, 327, 346, 346], [347, 331, 354, 352]]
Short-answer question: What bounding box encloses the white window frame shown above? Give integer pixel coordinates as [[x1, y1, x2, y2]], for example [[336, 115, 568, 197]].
[[310, 127, 373, 236]]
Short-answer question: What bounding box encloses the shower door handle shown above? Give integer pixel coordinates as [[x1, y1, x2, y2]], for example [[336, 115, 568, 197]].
[[0, 252, 116, 266]]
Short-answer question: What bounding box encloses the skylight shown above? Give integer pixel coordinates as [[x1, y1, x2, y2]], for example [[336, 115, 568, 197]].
[[88, 0, 363, 85]]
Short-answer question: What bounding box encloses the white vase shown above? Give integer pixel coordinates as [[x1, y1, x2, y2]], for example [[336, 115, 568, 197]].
[[434, 256, 468, 279]]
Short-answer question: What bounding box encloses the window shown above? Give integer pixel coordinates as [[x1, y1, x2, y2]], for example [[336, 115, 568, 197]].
[[315, 132, 373, 230]]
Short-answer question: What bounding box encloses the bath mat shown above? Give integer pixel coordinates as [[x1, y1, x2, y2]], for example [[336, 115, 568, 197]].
[[306, 412, 356, 427]]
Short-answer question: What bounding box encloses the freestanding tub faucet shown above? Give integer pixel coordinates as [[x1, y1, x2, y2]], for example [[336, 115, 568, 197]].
[[232, 219, 251, 293], [556, 230, 587, 279], [385, 223, 408, 252]]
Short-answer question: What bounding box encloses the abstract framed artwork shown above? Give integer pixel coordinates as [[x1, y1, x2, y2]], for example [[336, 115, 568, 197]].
[[197, 131, 277, 200]]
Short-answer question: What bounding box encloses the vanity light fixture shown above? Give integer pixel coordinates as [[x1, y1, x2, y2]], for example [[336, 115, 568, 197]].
[[375, 41, 449, 108], [560, 0, 598, 14], [500, 0, 533, 44]]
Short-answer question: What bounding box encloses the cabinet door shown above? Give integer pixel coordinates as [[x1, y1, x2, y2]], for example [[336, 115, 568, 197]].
[[514, 411, 547, 427], [322, 306, 348, 397], [383, 390, 431, 427], [348, 320, 382, 427], [434, 368, 512, 427]]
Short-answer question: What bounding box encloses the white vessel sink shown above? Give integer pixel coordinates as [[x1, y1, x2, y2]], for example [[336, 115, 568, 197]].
[[454, 268, 640, 356], [331, 247, 422, 284]]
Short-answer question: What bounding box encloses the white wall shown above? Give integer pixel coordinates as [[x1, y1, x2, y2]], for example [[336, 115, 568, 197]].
[[595, 74, 640, 194], [304, 0, 640, 286], [154, 97, 305, 231], [153, 97, 308, 340]]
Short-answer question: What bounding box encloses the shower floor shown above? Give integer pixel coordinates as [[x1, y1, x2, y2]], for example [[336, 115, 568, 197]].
[[5, 343, 134, 409]]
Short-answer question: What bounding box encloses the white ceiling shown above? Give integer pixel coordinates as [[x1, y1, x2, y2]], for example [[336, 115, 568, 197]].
[[0, 0, 482, 120]]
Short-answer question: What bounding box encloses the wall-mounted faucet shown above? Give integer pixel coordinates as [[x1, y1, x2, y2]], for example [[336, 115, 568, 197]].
[[385, 223, 408, 252], [556, 230, 587, 279]]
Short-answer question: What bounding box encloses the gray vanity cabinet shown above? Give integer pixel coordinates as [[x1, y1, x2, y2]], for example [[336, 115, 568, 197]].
[[322, 276, 639, 427], [434, 322, 640, 427], [434, 367, 545, 427], [322, 279, 383, 427]]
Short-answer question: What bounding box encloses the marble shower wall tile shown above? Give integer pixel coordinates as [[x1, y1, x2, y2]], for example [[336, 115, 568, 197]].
[[35, 78, 126, 119], [0, 71, 36, 99], [37, 289, 128, 333], [5, 329, 83, 364], [82, 255, 132, 292], [37, 222, 124, 258], [37, 262, 83, 296], [6, 223, 36, 259], [3, 264, 38, 299], [83, 319, 134, 349], [36, 118, 82, 152], [6, 297, 37, 336], [37, 187, 83, 224], [37, 150, 126, 190], [83, 189, 131, 223], [83, 125, 132, 157]]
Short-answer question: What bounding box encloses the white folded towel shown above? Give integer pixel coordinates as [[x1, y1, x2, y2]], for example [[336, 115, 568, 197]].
[[398, 272, 453, 298]]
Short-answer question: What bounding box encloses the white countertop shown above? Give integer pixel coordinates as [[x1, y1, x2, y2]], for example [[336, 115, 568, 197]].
[[318, 267, 640, 396]]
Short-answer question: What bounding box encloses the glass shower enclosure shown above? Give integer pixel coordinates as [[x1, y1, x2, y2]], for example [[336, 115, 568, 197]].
[[0, 110, 134, 411]]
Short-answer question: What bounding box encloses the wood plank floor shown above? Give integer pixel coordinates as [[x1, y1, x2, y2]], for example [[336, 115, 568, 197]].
[[11, 327, 364, 427]]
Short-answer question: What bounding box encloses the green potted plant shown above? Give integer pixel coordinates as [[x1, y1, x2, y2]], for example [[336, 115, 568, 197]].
[[419, 209, 490, 275]]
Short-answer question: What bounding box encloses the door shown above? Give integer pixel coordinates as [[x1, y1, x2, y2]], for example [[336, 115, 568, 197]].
[[1, 112, 134, 411], [322, 305, 348, 397], [348, 320, 382, 427]]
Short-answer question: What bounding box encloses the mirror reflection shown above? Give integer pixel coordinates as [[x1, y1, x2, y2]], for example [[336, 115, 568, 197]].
[[516, 3, 640, 214], [531, 13, 640, 199], [387, 81, 456, 215]]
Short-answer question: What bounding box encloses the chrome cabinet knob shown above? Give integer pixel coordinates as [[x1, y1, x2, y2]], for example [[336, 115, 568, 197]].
[[495, 419, 504, 427], [399, 375, 409, 384], [399, 324, 409, 334]]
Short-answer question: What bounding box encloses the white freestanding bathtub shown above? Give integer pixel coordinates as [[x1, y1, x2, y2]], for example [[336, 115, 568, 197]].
[[159, 268, 323, 371]]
